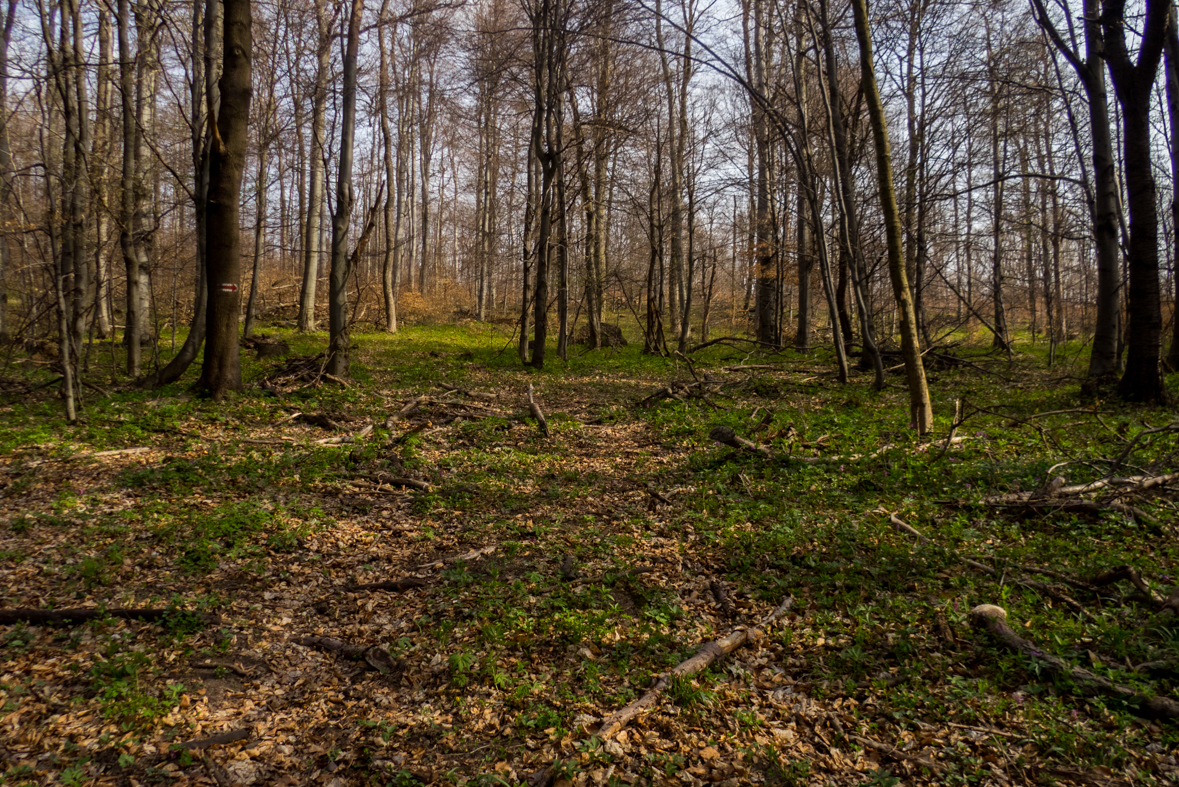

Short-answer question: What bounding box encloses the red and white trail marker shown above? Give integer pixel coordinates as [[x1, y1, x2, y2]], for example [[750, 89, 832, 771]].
[[219, 283, 238, 293]]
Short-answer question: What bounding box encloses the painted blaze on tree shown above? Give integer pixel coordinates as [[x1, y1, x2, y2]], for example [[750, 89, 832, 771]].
[[199, 0, 252, 401]]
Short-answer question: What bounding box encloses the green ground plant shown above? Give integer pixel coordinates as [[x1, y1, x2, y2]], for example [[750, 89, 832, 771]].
[[0, 324, 1176, 785]]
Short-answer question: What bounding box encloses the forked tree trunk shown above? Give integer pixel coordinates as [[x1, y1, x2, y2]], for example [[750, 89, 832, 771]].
[[1103, 0, 1168, 402]]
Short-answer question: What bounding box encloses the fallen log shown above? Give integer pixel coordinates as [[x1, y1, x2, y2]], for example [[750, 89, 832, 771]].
[[970, 604, 1179, 720], [595, 595, 794, 739], [365, 473, 431, 491], [0, 608, 218, 626]]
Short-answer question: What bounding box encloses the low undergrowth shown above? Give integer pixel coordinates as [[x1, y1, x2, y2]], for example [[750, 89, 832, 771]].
[[0, 323, 1176, 786]]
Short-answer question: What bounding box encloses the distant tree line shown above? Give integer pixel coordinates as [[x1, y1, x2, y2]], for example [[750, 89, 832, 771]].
[[0, 0, 1175, 412]]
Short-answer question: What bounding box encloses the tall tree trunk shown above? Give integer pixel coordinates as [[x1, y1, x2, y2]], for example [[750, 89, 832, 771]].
[[297, 0, 329, 332], [1104, 0, 1168, 402], [91, 11, 113, 340], [0, 0, 13, 338], [243, 144, 266, 339], [745, 0, 776, 346], [326, 0, 364, 378], [1164, 12, 1179, 372], [154, 0, 218, 386], [378, 0, 399, 332], [813, 0, 883, 387], [986, 20, 1010, 354], [850, 0, 933, 432], [1030, 0, 1122, 377], [198, 0, 251, 400]]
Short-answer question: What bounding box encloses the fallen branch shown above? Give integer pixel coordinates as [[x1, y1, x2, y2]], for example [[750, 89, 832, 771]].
[[191, 662, 255, 678], [709, 580, 736, 619], [175, 728, 251, 750], [970, 604, 1179, 720], [708, 425, 771, 457], [88, 446, 152, 459], [851, 735, 943, 773], [888, 513, 928, 544], [595, 595, 794, 739], [1088, 565, 1164, 605], [0, 608, 217, 626], [438, 383, 497, 401], [962, 560, 1095, 621], [527, 384, 550, 437], [345, 577, 427, 593], [364, 474, 431, 491], [315, 424, 373, 445], [297, 636, 400, 674], [884, 515, 1096, 620], [416, 545, 496, 571]]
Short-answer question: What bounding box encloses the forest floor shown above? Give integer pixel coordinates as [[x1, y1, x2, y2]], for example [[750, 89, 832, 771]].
[[0, 322, 1177, 787]]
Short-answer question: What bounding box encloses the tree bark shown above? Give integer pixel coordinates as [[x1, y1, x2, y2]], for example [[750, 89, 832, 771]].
[[297, 0, 330, 332], [154, 0, 218, 386], [0, 0, 13, 338], [198, 0, 251, 400], [850, 0, 933, 432], [1103, 0, 1168, 402], [326, 0, 364, 379]]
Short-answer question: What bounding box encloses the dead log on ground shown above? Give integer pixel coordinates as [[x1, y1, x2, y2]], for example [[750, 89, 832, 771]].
[[970, 604, 1179, 720], [595, 595, 794, 739], [363, 473, 431, 491]]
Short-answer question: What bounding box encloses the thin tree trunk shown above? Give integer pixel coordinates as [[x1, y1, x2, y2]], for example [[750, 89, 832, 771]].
[[298, 0, 329, 332], [154, 0, 217, 386], [0, 0, 13, 338], [850, 0, 933, 432]]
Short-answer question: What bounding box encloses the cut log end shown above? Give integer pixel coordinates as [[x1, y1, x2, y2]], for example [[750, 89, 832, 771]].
[[970, 604, 1008, 627]]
